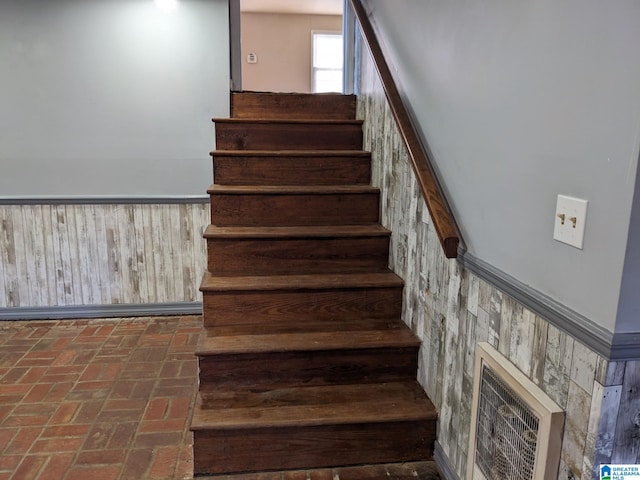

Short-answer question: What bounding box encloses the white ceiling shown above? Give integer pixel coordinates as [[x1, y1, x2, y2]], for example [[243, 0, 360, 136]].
[[240, 0, 343, 16]]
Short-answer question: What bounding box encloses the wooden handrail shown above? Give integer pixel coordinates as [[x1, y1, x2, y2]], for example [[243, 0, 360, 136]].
[[350, 0, 460, 258]]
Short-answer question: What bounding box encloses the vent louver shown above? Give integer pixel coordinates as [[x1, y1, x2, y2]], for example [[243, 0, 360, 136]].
[[467, 343, 564, 480]]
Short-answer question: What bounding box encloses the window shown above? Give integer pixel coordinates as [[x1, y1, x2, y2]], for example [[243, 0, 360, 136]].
[[312, 32, 343, 93]]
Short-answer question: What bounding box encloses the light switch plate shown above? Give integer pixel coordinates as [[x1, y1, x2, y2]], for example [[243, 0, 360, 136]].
[[553, 195, 588, 249]]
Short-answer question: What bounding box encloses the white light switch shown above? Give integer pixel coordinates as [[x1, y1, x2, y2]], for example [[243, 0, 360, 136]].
[[553, 195, 588, 249], [247, 53, 257, 64]]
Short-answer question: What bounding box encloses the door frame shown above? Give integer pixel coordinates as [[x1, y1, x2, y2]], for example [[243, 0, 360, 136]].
[[342, 0, 356, 94], [229, 0, 242, 91]]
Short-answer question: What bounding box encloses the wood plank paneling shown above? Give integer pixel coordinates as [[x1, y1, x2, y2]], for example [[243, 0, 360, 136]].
[[583, 381, 604, 480], [592, 385, 623, 478], [611, 361, 640, 463], [563, 380, 593, 475], [0, 203, 209, 307], [2, 211, 19, 306]]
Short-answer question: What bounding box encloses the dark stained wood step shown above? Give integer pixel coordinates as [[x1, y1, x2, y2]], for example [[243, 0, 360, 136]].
[[211, 150, 371, 186], [204, 224, 390, 239], [205, 224, 390, 275], [202, 317, 408, 336], [209, 185, 380, 227], [197, 324, 419, 355], [231, 91, 357, 120], [200, 271, 404, 292], [198, 347, 419, 391], [191, 382, 436, 474], [214, 119, 363, 151], [209, 185, 379, 195], [193, 382, 436, 428], [196, 319, 420, 390], [200, 271, 403, 327]]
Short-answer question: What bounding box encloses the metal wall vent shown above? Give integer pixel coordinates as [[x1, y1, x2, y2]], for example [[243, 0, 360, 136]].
[[467, 343, 565, 480]]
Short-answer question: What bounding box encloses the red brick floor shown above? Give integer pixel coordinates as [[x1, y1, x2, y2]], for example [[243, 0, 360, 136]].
[[0, 316, 201, 480], [0, 316, 441, 480]]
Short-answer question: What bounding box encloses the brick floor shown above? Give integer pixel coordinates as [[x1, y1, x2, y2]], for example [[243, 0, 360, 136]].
[[0, 316, 200, 480], [0, 316, 441, 480]]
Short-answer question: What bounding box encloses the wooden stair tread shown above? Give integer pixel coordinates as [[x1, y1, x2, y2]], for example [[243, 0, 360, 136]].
[[197, 331, 418, 355], [204, 224, 390, 239], [211, 149, 371, 157], [200, 271, 404, 292], [208, 184, 379, 195], [201, 318, 405, 336], [213, 118, 364, 125], [197, 322, 419, 355], [191, 382, 437, 430]]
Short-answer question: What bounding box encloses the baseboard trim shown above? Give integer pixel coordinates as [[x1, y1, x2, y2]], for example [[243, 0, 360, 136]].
[[458, 250, 640, 361], [0, 195, 209, 205], [0, 302, 203, 321], [434, 441, 460, 480]]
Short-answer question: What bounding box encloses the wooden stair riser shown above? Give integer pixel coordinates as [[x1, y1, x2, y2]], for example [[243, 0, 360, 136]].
[[193, 421, 434, 475], [210, 193, 380, 226], [197, 347, 419, 390], [215, 121, 363, 151], [231, 92, 357, 120], [207, 236, 390, 275], [201, 287, 403, 327], [212, 154, 371, 186]]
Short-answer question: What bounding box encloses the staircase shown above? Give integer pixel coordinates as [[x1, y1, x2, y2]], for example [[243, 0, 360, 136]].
[[191, 92, 437, 476]]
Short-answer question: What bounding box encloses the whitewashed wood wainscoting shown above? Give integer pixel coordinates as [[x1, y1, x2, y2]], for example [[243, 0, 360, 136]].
[[356, 35, 639, 480], [0, 202, 209, 317]]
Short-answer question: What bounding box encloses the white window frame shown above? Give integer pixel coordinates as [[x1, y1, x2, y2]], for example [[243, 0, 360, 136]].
[[311, 30, 343, 93]]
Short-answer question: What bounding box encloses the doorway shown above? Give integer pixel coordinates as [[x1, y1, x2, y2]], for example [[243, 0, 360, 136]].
[[230, 0, 346, 93]]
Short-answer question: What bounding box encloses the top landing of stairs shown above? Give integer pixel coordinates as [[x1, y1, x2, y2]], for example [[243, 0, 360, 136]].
[[231, 91, 357, 120]]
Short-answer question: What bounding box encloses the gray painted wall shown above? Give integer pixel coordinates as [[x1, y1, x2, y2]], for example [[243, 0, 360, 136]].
[[616, 157, 640, 334], [0, 0, 229, 197], [361, 0, 640, 333]]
